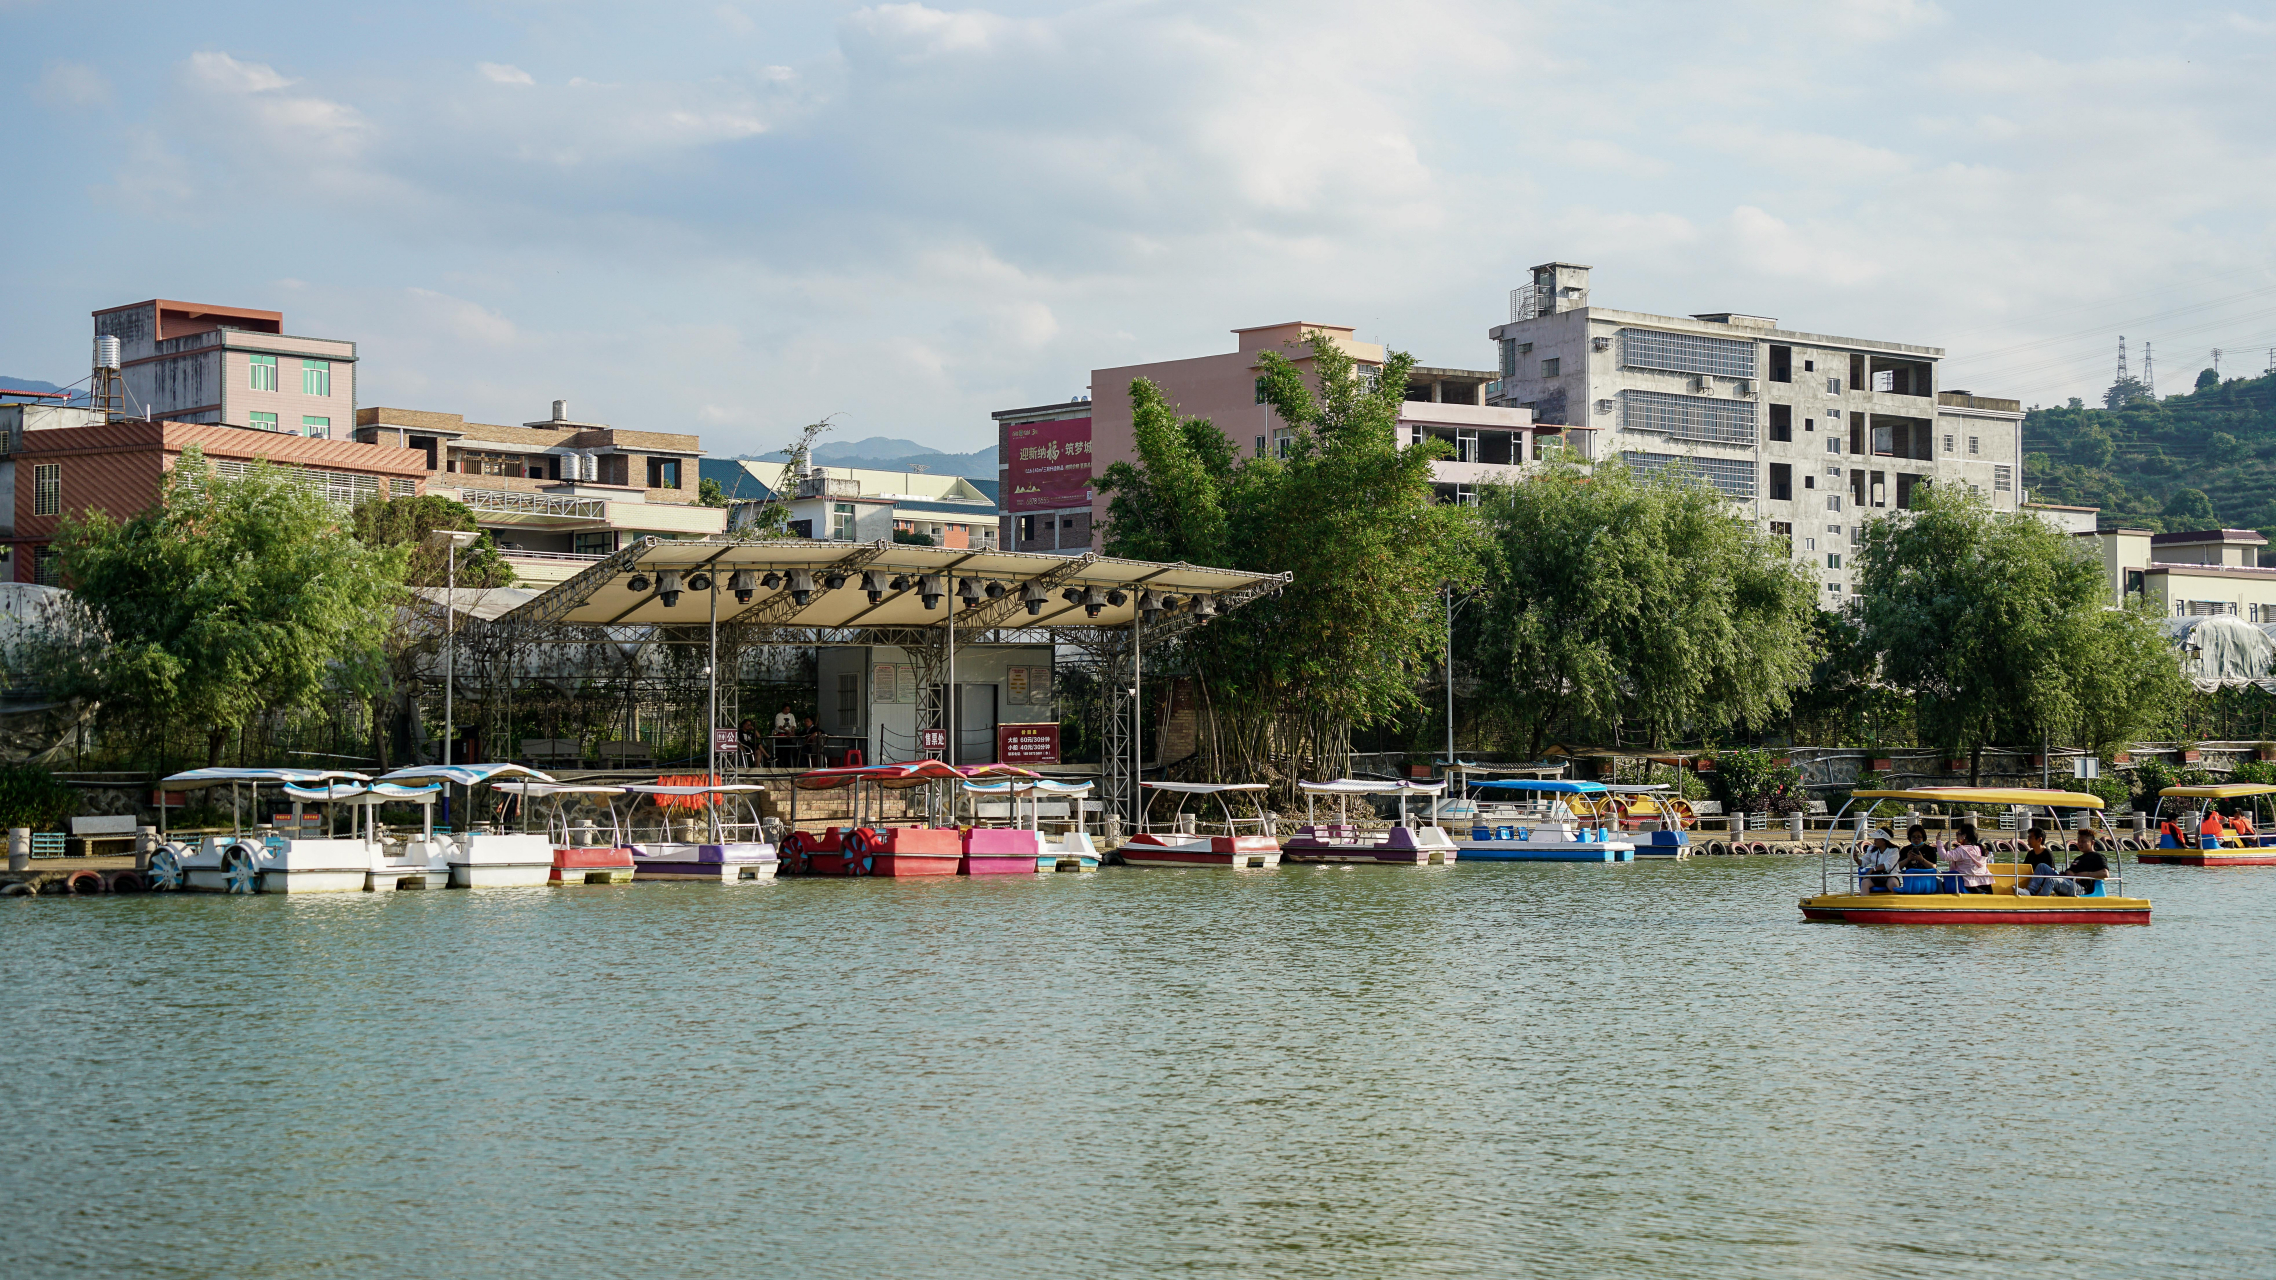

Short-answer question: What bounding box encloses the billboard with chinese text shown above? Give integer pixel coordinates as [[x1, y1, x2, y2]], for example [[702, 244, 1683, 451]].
[[1004, 415, 1092, 512]]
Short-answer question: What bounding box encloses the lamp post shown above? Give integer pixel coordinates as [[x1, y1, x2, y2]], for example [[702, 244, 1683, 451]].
[[424, 529, 481, 770]]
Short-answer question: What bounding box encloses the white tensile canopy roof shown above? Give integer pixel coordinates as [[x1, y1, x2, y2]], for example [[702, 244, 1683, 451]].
[[504, 537, 1287, 632]]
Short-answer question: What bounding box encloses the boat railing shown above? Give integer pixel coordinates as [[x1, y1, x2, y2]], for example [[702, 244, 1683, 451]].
[[1834, 861, 2123, 898]]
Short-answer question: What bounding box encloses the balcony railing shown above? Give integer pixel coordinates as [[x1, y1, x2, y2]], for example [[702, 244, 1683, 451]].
[[456, 488, 608, 520]]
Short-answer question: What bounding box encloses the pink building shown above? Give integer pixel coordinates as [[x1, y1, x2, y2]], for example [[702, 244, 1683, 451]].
[[997, 322, 1565, 553], [92, 299, 357, 438]]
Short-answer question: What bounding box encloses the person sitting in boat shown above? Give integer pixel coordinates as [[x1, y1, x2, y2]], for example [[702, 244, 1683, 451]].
[[1944, 823, 1993, 894], [2199, 808, 2234, 848], [1852, 829, 1900, 892], [2230, 809, 2258, 845], [1896, 826, 1939, 872], [2158, 816, 2184, 847], [2020, 827, 2075, 896], [2063, 835, 2110, 893]]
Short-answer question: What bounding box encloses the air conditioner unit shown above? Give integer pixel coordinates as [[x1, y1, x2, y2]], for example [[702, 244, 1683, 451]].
[[1735, 379, 1756, 395], [1591, 336, 1610, 352], [1595, 399, 1613, 415], [1691, 373, 1714, 393]]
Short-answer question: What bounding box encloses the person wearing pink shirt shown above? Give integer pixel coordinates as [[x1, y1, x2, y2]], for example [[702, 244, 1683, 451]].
[[1944, 822, 1993, 894]]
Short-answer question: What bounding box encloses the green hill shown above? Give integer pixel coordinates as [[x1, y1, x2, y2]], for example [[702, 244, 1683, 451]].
[[2022, 367, 2276, 535]]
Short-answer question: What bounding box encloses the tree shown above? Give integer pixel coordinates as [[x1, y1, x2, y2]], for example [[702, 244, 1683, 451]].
[[1854, 483, 2183, 782], [34, 447, 408, 766], [2104, 376, 2151, 409], [350, 493, 512, 587], [2069, 425, 2114, 469], [2197, 367, 2220, 391], [2163, 486, 2218, 530], [1095, 331, 1483, 786], [698, 476, 729, 507], [1470, 455, 1819, 754]]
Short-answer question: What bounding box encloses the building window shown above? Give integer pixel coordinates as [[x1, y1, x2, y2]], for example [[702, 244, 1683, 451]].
[[574, 531, 618, 556], [1828, 524, 1842, 534], [1826, 437, 1840, 453], [249, 412, 278, 432], [1827, 377, 1843, 395], [302, 416, 330, 439], [1018, 515, 1037, 542], [1620, 389, 1757, 444], [1498, 338, 1517, 378], [1769, 404, 1792, 441], [249, 353, 278, 391], [1618, 328, 1757, 378], [831, 502, 855, 540], [1804, 416, 1815, 433], [1828, 582, 1842, 594], [1968, 436, 1980, 455], [1804, 359, 1816, 372], [1993, 464, 2012, 493], [1275, 430, 1293, 458], [1254, 377, 1268, 405], [1255, 435, 1267, 457], [302, 359, 331, 396], [33, 547, 60, 587], [1828, 495, 1842, 511], [1769, 345, 1792, 383], [1944, 434, 1955, 453], [647, 458, 682, 488], [1828, 553, 1842, 569], [33, 464, 60, 516], [1769, 521, 1792, 552], [1769, 462, 1792, 501], [1804, 475, 1815, 490], [1804, 536, 1817, 551], [1540, 357, 1561, 378], [1621, 451, 1756, 499]]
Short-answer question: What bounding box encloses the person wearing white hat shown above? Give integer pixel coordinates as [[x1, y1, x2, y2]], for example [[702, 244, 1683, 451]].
[[1852, 828, 1900, 893]]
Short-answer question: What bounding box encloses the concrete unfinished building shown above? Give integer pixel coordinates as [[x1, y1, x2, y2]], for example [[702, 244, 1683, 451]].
[[1486, 262, 2025, 602]]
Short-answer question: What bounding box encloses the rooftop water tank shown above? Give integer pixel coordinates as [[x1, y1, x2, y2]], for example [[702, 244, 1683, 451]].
[[93, 336, 120, 370]]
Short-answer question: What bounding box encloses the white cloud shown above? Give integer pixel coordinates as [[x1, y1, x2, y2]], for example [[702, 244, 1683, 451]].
[[478, 62, 535, 86], [183, 50, 295, 94], [31, 60, 109, 108]]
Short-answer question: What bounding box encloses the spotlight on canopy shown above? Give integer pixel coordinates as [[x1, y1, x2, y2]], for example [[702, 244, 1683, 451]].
[[730, 569, 757, 605], [919, 574, 945, 611], [657, 570, 684, 609], [861, 570, 886, 605], [1021, 582, 1048, 616]]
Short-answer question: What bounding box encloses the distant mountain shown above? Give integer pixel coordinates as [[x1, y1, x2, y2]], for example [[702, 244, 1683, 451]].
[[2023, 368, 2276, 534], [742, 436, 941, 464], [739, 441, 999, 480], [0, 377, 83, 404]]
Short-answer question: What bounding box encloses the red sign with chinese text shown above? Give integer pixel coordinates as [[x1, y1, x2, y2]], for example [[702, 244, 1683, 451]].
[[998, 723, 1060, 765], [920, 727, 947, 754], [1004, 415, 1093, 512]]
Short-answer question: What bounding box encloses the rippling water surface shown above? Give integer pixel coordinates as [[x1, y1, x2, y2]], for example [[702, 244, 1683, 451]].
[[3, 858, 2271, 1278]]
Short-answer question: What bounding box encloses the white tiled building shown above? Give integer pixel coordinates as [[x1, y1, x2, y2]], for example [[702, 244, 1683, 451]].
[[1485, 262, 2026, 602]]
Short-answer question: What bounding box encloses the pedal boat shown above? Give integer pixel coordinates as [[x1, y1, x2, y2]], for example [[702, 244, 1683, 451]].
[[1122, 781, 1280, 868], [1799, 787, 2150, 924], [148, 768, 388, 894], [1447, 779, 1636, 861], [780, 761, 1039, 876], [620, 782, 779, 881], [495, 781, 639, 884], [2136, 783, 2276, 866], [1281, 779, 1456, 864], [283, 778, 451, 890], [377, 763, 560, 888], [959, 778, 1101, 871]]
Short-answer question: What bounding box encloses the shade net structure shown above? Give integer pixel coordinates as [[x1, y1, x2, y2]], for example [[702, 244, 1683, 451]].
[[422, 537, 1285, 826]]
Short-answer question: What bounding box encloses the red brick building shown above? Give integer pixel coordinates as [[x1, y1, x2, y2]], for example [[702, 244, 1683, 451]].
[[5, 419, 428, 584]]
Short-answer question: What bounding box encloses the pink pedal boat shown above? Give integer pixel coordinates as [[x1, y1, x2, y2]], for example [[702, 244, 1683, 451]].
[[1281, 779, 1458, 865], [1120, 782, 1281, 869]]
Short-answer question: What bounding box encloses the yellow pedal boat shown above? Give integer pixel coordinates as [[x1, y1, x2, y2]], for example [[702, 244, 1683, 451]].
[[1799, 787, 2150, 925]]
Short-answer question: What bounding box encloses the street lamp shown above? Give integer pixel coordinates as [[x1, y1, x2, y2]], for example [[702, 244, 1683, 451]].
[[425, 529, 481, 768]]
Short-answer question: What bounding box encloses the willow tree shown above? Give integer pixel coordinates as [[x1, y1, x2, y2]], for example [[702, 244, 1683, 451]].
[[1471, 454, 1819, 754], [35, 448, 407, 766], [1855, 482, 2183, 781], [1096, 331, 1482, 785]]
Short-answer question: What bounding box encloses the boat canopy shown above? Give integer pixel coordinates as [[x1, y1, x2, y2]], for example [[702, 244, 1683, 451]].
[[963, 779, 1094, 795], [493, 782, 628, 798], [2159, 783, 2276, 799], [1470, 779, 1610, 795], [1605, 784, 1670, 794], [1850, 787, 2104, 809], [622, 783, 770, 796], [161, 767, 369, 789], [1140, 781, 1269, 794], [281, 781, 441, 804], [795, 761, 1040, 791], [378, 763, 557, 787], [1297, 779, 1446, 796]]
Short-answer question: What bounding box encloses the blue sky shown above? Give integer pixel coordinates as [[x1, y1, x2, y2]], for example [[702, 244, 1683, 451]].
[[4, 1, 2274, 454]]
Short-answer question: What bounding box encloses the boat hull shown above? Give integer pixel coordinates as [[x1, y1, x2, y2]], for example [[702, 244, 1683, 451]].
[[553, 846, 636, 885], [1120, 834, 1280, 869], [1282, 826, 1457, 865], [449, 862, 554, 888], [1799, 892, 2150, 924], [2135, 849, 2276, 866], [1455, 842, 1632, 862]]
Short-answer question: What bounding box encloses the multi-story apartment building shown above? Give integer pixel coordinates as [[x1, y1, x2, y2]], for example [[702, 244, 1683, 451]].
[[1486, 262, 2024, 602], [707, 459, 1000, 549], [92, 299, 357, 437], [997, 321, 1564, 553], [355, 400, 723, 586]]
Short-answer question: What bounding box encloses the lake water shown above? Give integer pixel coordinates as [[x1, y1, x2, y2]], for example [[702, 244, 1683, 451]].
[[3, 858, 2270, 1278]]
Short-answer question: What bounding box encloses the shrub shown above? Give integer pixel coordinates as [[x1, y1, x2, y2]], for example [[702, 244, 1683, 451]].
[[2229, 759, 2276, 786], [1716, 747, 1806, 815], [0, 763, 78, 830]]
